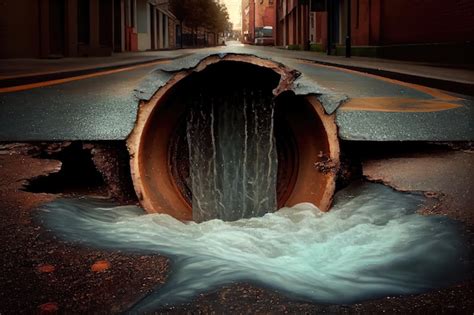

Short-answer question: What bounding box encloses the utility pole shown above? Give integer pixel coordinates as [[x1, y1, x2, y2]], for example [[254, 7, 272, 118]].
[[252, 0, 256, 43], [326, 0, 331, 55], [345, 0, 351, 57], [306, 0, 312, 51]]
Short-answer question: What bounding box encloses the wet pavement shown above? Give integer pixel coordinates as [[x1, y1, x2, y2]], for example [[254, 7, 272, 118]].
[[0, 50, 194, 82], [0, 44, 473, 142]]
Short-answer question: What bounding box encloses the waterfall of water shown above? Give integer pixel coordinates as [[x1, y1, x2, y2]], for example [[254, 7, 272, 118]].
[[186, 89, 278, 222]]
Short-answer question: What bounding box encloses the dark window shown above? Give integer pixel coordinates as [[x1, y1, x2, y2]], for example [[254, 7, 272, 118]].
[[49, 0, 65, 55], [77, 0, 90, 44], [129, 0, 136, 28]]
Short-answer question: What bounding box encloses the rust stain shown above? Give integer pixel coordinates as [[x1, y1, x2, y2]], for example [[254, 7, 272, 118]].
[[299, 60, 463, 102], [340, 97, 463, 112], [91, 260, 111, 272], [37, 264, 56, 273], [38, 302, 59, 314], [0, 60, 170, 94]]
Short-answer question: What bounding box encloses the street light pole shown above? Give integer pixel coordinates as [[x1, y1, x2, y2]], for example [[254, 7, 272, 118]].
[[345, 0, 351, 57], [252, 0, 256, 43], [326, 0, 331, 55], [306, 0, 312, 50]]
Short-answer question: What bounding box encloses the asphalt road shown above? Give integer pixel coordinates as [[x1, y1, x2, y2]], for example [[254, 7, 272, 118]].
[[0, 44, 472, 141]]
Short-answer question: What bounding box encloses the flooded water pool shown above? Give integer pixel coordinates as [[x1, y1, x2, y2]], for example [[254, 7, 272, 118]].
[[37, 182, 469, 313]]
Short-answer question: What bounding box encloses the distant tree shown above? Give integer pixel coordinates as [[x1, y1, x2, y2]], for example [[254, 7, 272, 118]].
[[170, 0, 230, 47], [205, 1, 230, 45]]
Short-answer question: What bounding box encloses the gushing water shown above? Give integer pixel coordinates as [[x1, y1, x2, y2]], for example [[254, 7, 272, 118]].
[[186, 89, 277, 222], [37, 182, 469, 313]]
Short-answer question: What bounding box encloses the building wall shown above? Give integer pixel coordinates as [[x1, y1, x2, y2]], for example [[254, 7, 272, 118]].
[[277, 0, 312, 48], [274, 0, 473, 63], [0, 0, 40, 58], [314, 11, 327, 49], [242, 0, 249, 40], [241, 0, 255, 43], [1, 0, 124, 58], [168, 17, 177, 49], [0, 0, 182, 58], [351, 0, 474, 46], [136, 0, 150, 50], [255, 0, 275, 29], [380, 0, 474, 45], [350, 0, 369, 46]]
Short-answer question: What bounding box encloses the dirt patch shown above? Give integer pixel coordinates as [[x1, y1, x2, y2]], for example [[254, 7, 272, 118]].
[[0, 144, 169, 314], [157, 281, 474, 314], [87, 142, 137, 203], [363, 150, 474, 226]]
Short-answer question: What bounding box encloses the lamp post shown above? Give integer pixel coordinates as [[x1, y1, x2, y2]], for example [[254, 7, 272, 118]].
[[326, 0, 331, 55], [345, 0, 351, 57], [252, 0, 255, 43]]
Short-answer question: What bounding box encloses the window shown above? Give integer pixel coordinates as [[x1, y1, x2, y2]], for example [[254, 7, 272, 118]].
[[77, 0, 90, 44]]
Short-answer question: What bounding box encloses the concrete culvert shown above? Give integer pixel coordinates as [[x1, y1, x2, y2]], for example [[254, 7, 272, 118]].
[[127, 55, 340, 221]]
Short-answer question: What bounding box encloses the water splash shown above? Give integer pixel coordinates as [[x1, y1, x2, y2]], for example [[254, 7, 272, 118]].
[[186, 89, 277, 222], [37, 182, 469, 313]]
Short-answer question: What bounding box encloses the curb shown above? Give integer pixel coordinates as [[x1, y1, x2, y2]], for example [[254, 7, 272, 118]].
[[295, 57, 474, 96], [0, 53, 193, 89]]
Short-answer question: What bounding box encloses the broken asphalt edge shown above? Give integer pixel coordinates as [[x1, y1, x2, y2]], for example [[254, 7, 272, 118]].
[[133, 52, 347, 115]]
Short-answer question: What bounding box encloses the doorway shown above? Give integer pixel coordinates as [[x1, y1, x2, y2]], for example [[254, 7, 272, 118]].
[[49, 0, 66, 57]]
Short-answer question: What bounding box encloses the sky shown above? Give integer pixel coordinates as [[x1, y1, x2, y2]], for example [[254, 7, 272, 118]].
[[220, 0, 242, 30]]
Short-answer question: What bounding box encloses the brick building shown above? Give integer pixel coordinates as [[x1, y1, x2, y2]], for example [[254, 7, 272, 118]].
[[276, 0, 474, 64], [0, 0, 177, 59], [242, 0, 276, 44], [277, 0, 310, 49], [242, 0, 255, 43]]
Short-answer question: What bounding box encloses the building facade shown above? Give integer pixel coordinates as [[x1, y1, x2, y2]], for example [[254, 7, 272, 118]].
[[135, 0, 177, 51], [277, 0, 309, 49], [0, 0, 177, 59], [276, 0, 474, 63], [242, 0, 276, 44], [241, 0, 255, 43]]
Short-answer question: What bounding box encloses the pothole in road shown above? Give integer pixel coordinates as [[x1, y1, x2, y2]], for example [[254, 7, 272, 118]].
[[22, 142, 136, 202], [24, 142, 106, 196]]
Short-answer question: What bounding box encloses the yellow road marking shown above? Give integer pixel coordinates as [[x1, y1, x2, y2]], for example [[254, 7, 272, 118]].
[[340, 97, 462, 113], [0, 60, 170, 94], [298, 60, 462, 102]]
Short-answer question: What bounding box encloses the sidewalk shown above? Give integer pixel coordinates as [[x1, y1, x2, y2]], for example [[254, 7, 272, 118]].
[[0, 49, 196, 88], [265, 46, 474, 95]]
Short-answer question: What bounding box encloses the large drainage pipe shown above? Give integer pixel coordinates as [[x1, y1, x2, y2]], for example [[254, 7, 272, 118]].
[[127, 55, 340, 221]]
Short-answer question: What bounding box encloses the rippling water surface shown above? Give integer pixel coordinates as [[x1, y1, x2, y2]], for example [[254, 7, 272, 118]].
[[37, 182, 469, 313]]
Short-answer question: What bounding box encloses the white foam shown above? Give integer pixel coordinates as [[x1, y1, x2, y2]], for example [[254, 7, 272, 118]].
[[38, 182, 468, 312]]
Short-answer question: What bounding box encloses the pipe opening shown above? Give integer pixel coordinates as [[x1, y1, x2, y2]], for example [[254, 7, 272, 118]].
[[129, 58, 339, 221]]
